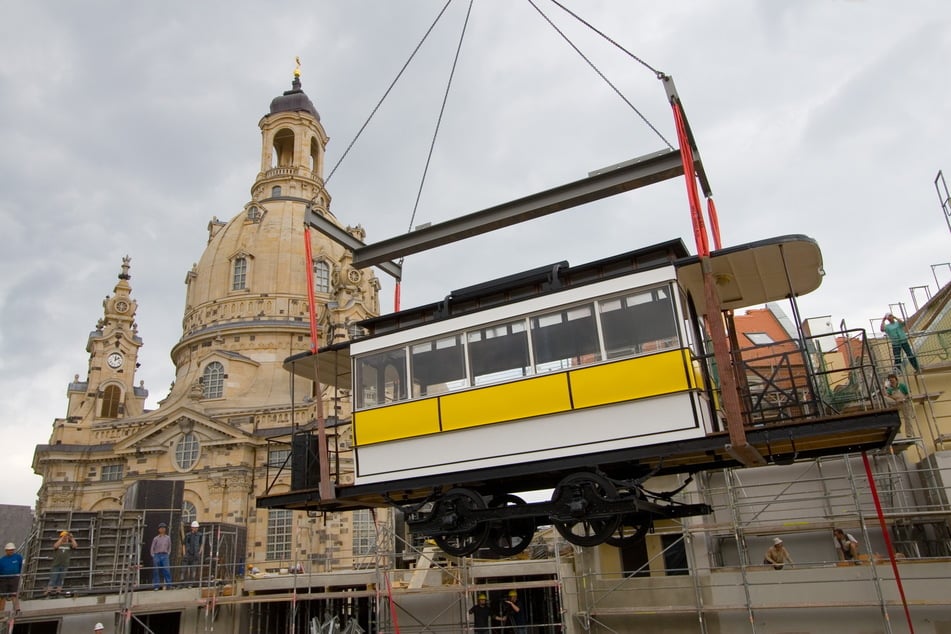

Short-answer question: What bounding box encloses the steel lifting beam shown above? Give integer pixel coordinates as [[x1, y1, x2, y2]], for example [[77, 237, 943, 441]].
[[353, 148, 693, 270], [303, 206, 404, 280]]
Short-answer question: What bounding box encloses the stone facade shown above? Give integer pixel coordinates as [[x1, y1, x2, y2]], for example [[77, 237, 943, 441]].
[[32, 71, 381, 571]]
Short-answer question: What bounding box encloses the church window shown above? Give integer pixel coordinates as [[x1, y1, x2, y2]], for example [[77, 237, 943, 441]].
[[267, 509, 293, 560], [175, 432, 201, 471], [181, 501, 197, 526], [352, 509, 376, 556], [313, 260, 330, 293], [203, 362, 225, 399], [271, 185, 282, 197], [100, 385, 121, 418], [232, 257, 248, 291], [268, 448, 290, 469], [273, 129, 294, 167], [100, 464, 123, 481]]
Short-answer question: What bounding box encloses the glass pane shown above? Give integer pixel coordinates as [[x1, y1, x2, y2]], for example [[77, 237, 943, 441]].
[[411, 334, 467, 397], [600, 286, 678, 359], [531, 303, 601, 372], [468, 319, 531, 385], [354, 348, 407, 408]]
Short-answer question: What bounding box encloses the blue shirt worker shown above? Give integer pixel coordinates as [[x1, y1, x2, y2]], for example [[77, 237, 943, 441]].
[[881, 313, 920, 372], [150, 523, 173, 590], [0, 543, 22, 614]]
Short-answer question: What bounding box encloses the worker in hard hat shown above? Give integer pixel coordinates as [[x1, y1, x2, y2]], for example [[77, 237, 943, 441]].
[[46, 531, 78, 597], [468, 593, 491, 634], [0, 542, 22, 614], [496, 589, 527, 633], [182, 520, 205, 586]]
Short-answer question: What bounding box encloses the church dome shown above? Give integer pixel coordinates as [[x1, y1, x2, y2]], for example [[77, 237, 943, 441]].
[[269, 76, 320, 121]]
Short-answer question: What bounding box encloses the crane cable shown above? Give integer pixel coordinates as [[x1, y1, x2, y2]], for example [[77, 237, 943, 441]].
[[394, 0, 473, 311], [528, 0, 674, 150], [325, 0, 455, 185]]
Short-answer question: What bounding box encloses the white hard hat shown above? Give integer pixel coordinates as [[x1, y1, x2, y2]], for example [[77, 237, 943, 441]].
[[94, 624, 105, 631], [773, 537, 783, 545], [4, 543, 15, 550], [191, 520, 200, 528]]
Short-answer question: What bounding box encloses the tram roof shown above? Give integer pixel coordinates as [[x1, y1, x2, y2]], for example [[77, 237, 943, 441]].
[[284, 234, 823, 384]]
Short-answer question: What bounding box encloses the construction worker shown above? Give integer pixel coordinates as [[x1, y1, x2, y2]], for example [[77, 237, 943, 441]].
[[496, 589, 527, 633], [182, 521, 204, 585], [468, 593, 492, 633], [0, 543, 22, 614]]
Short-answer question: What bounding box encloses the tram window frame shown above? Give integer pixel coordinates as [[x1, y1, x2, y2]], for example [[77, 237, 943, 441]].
[[599, 285, 678, 359], [467, 319, 531, 386], [531, 302, 602, 373], [355, 347, 408, 409], [411, 334, 468, 397]]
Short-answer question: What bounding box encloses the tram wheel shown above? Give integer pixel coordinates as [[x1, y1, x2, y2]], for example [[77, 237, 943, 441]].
[[551, 472, 621, 547], [431, 488, 489, 557], [486, 494, 535, 557], [605, 513, 651, 547]]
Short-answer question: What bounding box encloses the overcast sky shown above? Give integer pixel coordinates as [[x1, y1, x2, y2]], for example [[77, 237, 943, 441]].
[[1, 1, 949, 507]]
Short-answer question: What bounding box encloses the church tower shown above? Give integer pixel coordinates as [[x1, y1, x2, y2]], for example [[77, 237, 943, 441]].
[[33, 68, 382, 569]]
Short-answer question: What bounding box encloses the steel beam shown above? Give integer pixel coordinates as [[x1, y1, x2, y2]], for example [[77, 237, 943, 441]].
[[353, 148, 690, 269], [303, 207, 403, 280]]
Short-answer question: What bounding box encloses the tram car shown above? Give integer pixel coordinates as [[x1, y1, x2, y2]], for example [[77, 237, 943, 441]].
[[259, 235, 900, 556]]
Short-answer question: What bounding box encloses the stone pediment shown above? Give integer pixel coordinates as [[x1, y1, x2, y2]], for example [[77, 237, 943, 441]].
[[112, 406, 255, 455]]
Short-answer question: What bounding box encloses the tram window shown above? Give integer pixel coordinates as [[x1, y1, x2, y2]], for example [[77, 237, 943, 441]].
[[600, 287, 678, 358], [468, 320, 531, 385], [531, 303, 601, 372], [354, 348, 408, 409], [411, 335, 467, 397]]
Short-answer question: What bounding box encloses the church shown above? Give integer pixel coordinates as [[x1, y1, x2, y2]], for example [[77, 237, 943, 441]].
[[30, 67, 382, 603]]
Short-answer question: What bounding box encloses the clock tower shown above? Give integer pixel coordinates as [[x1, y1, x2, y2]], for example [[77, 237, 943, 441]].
[[61, 257, 149, 436]]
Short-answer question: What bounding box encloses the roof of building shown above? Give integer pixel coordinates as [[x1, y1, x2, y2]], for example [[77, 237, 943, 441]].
[[269, 76, 319, 120]]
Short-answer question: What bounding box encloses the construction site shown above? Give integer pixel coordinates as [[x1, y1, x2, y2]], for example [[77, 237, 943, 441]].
[[8, 300, 951, 633]]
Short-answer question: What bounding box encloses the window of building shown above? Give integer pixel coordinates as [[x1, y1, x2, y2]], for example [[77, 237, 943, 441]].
[[313, 260, 330, 293], [100, 464, 123, 481], [181, 501, 197, 526], [271, 185, 282, 197], [268, 448, 290, 469], [175, 432, 201, 471], [203, 362, 225, 399], [100, 385, 121, 418], [352, 509, 376, 556], [232, 257, 248, 291], [745, 332, 775, 346], [267, 509, 293, 560]]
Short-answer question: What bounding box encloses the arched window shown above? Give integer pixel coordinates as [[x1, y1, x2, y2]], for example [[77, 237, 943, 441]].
[[271, 185, 282, 197], [232, 257, 248, 291], [100, 385, 121, 418], [181, 501, 197, 526], [313, 260, 330, 294], [273, 129, 295, 167], [309, 137, 320, 172], [175, 432, 201, 471], [202, 362, 225, 399]]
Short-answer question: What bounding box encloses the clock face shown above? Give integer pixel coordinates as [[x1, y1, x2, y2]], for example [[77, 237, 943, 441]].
[[107, 352, 124, 369], [115, 300, 129, 313]]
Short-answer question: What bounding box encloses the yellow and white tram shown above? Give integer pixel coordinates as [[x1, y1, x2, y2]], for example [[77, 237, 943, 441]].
[[260, 235, 900, 556]]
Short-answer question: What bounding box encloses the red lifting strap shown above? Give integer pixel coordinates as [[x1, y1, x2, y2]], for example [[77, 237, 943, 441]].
[[706, 197, 722, 251], [394, 280, 402, 313], [303, 227, 320, 353], [671, 101, 709, 257]]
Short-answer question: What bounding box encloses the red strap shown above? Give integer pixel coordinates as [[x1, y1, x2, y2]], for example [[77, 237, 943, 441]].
[[671, 101, 708, 257], [303, 227, 320, 353], [394, 281, 402, 313], [862, 452, 915, 633], [706, 197, 722, 251]]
